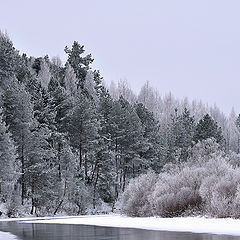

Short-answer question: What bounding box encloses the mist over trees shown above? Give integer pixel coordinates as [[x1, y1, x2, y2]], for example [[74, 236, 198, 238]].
[[0, 31, 240, 218]]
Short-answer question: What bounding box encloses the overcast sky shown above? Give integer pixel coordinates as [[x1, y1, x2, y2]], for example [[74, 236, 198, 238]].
[[1, 0, 240, 114]]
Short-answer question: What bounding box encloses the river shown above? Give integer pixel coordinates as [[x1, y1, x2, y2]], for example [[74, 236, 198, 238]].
[[0, 221, 239, 240]]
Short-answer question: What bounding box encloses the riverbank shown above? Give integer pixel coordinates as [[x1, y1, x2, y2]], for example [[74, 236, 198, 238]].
[[1, 215, 240, 236]]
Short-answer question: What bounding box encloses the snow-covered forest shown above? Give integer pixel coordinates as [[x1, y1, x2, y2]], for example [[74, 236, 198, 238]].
[[1, 31, 240, 218]]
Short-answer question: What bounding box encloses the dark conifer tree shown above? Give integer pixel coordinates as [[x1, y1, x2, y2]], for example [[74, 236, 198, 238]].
[[193, 113, 224, 144], [64, 41, 93, 89]]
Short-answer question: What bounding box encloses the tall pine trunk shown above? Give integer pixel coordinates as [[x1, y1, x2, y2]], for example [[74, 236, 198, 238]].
[[58, 142, 61, 179], [93, 167, 99, 209], [54, 180, 67, 215], [21, 129, 25, 205], [79, 142, 82, 169], [112, 138, 119, 212], [84, 153, 88, 181], [30, 180, 35, 215], [122, 166, 127, 192]]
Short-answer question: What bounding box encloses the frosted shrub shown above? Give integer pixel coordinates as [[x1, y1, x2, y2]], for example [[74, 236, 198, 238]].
[[200, 165, 240, 218], [153, 187, 201, 217], [152, 167, 203, 217], [232, 187, 240, 218], [121, 171, 157, 216]]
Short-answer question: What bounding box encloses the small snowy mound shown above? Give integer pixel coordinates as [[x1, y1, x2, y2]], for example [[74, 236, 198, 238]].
[[0, 231, 17, 240]]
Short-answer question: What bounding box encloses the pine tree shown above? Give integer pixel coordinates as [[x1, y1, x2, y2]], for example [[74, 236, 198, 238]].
[[64, 41, 93, 89], [193, 114, 224, 144], [93, 70, 105, 96], [0, 110, 17, 198], [96, 87, 115, 204], [67, 92, 100, 181], [135, 103, 162, 171], [109, 97, 147, 193], [172, 108, 195, 161], [33, 86, 56, 131], [48, 78, 72, 133]]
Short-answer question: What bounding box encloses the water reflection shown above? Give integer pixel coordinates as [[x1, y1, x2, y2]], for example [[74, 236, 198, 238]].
[[0, 222, 239, 240]]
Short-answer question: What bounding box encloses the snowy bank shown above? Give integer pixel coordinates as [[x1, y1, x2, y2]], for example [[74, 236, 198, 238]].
[[17, 215, 240, 236], [0, 231, 17, 240]]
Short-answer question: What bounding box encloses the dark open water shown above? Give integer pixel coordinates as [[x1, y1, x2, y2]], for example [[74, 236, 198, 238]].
[[0, 222, 239, 240]]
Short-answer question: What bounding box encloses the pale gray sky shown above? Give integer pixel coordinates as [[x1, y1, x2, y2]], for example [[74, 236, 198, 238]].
[[1, 0, 240, 114]]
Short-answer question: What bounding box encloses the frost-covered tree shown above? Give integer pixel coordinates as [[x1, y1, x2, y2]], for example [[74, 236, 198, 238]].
[[170, 108, 195, 162], [224, 109, 240, 152], [63, 63, 77, 96], [3, 80, 34, 204], [85, 70, 98, 101], [0, 31, 18, 90], [38, 59, 51, 89], [109, 81, 118, 100], [236, 114, 240, 153], [0, 110, 17, 198], [117, 79, 136, 103], [138, 81, 160, 114]]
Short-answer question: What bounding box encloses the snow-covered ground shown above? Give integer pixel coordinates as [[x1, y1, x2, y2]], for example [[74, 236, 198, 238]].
[[21, 215, 240, 236], [0, 231, 17, 240], [1, 215, 240, 236]]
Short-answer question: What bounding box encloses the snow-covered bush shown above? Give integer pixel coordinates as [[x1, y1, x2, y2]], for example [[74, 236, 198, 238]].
[[121, 171, 157, 216], [199, 160, 240, 218], [151, 167, 203, 217]]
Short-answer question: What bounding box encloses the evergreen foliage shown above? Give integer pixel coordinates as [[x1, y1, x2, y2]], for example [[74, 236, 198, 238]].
[[194, 114, 223, 144]]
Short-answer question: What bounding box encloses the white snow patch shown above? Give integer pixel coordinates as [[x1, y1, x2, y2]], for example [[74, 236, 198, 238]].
[[0, 231, 17, 240], [15, 215, 240, 236]]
